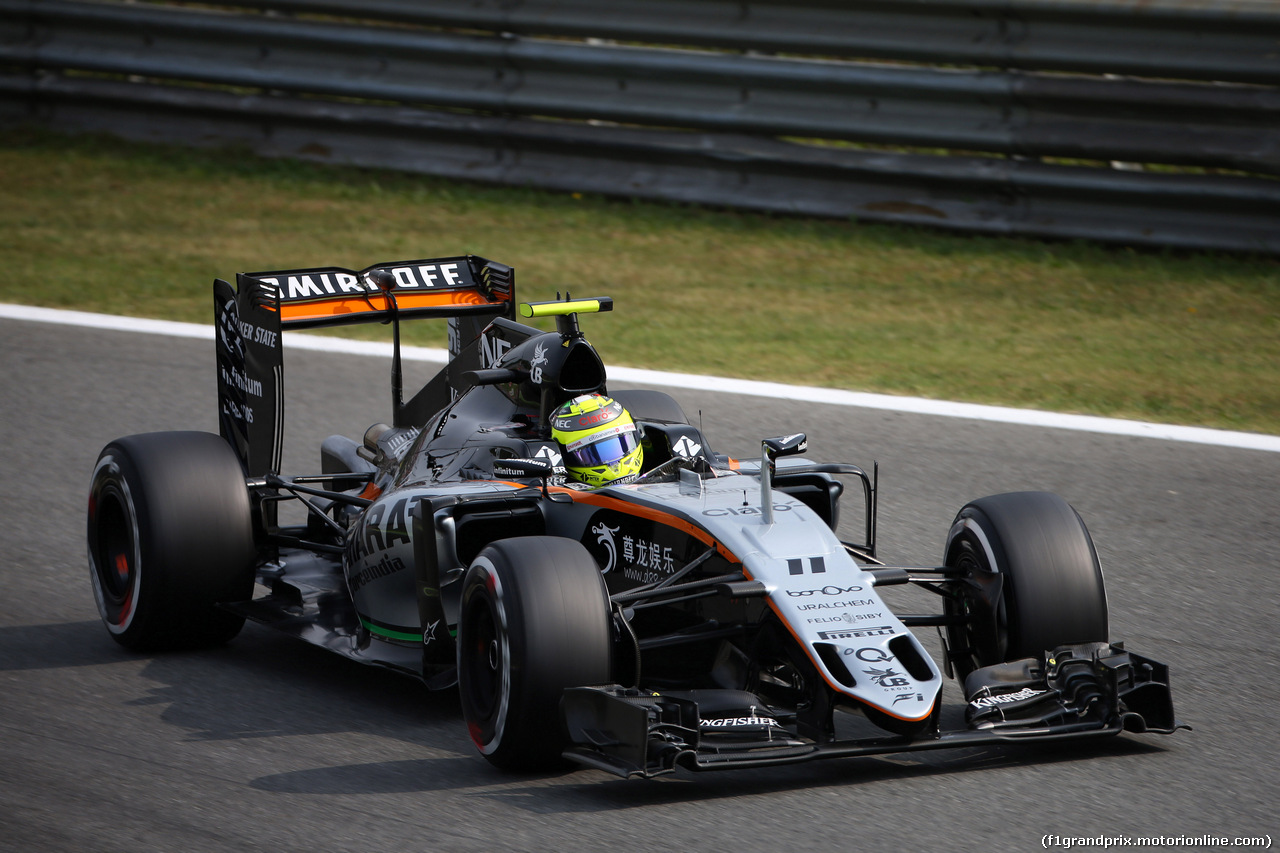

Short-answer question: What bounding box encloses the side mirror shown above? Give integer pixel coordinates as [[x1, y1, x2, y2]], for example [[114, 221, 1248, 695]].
[[763, 433, 808, 461], [492, 457, 557, 480], [759, 433, 807, 525], [492, 456, 562, 500]]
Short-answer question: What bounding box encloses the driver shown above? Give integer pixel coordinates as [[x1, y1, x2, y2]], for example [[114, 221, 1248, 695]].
[[550, 394, 643, 487]]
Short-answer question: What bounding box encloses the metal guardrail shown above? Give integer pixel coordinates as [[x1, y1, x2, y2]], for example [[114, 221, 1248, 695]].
[[2, 0, 1278, 252], [209, 0, 1280, 85]]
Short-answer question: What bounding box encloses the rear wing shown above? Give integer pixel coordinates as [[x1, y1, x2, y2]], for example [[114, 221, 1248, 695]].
[[242, 256, 513, 330], [214, 256, 515, 475]]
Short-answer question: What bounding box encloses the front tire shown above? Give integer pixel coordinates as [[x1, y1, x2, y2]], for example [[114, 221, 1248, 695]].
[[943, 491, 1108, 681], [457, 537, 612, 771], [87, 431, 256, 651]]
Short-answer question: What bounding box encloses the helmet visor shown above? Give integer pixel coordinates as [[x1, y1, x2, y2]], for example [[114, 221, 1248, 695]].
[[567, 430, 639, 468]]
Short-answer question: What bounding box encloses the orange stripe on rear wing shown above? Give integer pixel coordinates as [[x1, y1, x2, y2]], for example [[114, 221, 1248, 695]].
[[241, 255, 513, 330]]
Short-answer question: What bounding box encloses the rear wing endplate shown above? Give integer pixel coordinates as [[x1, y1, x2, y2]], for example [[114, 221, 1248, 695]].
[[214, 256, 514, 475]]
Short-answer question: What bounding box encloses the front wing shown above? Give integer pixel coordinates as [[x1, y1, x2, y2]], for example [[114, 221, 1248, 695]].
[[561, 643, 1185, 778]]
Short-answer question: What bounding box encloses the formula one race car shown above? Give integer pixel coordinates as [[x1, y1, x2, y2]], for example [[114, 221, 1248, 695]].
[[87, 256, 1184, 776]]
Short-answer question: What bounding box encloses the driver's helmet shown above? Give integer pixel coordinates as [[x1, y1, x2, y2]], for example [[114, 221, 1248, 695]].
[[550, 394, 643, 487]]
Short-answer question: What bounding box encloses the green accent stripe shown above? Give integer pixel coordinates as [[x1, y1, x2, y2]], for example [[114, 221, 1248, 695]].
[[360, 618, 421, 643]]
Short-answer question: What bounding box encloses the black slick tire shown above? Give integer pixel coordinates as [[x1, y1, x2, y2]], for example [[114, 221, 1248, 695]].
[[457, 536, 612, 771], [943, 491, 1108, 681], [87, 431, 256, 651]]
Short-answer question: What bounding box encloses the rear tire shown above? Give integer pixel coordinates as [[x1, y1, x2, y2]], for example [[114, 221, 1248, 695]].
[[943, 491, 1108, 681], [457, 537, 612, 771], [87, 431, 256, 651]]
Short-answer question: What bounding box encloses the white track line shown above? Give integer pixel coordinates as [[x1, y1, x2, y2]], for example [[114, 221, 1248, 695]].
[[4, 302, 1277, 453]]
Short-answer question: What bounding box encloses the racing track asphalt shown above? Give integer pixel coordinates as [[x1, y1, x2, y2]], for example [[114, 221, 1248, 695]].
[[1, 315, 1276, 853]]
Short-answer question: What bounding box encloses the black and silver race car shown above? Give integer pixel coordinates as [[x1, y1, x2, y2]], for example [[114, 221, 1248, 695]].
[[87, 255, 1184, 776]]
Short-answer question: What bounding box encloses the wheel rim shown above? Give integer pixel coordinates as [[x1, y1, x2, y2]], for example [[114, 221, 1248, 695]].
[[88, 459, 142, 632], [460, 565, 511, 754], [945, 536, 1007, 678], [465, 600, 502, 719]]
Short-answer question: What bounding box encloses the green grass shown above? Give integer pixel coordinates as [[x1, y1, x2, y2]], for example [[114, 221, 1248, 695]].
[[4, 127, 1279, 434]]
